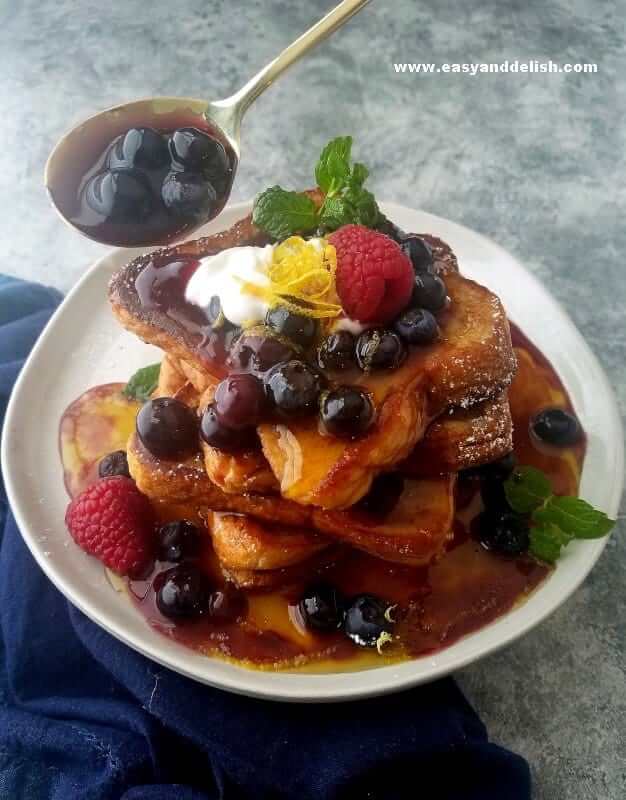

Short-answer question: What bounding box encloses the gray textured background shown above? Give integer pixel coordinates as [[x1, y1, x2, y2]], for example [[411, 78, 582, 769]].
[[1, 1, 624, 797]]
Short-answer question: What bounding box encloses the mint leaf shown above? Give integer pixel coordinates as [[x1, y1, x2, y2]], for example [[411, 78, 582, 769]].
[[503, 464, 615, 564], [252, 187, 318, 240], [504, 466, 552, 514], [534, 496, 615, 539], [529, 523, 573, 564], [123, 363, 160, 402], [315, 136, 352, 195], [318, 195, 354, 232], [349, 162, 369, 189], [347, 186, 381, 228], [254, 137, 381, 239]]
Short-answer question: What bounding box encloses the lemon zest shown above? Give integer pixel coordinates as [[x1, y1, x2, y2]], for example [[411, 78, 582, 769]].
[[238, 237, 341, 319], [376, 631, 394, 655]]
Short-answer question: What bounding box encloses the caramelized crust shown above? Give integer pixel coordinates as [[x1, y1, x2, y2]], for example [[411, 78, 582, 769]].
[[209, 512, 331, 571], [401, 391, 513, 477], [127, 433, 454, 566], [313, 475, 456, 565], [221, 546, 347, 590]]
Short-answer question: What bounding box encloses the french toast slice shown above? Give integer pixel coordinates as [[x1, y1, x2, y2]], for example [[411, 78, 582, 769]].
[[112, 206, 515, 509], [401, 391, 513, 477], [127, 433, 454, 566], [108, 197, 459, 383], [220, 546, 347, 590], [208, 512, 331, 570], [258, 271, 515, 508], [157, 353, 512, 490]]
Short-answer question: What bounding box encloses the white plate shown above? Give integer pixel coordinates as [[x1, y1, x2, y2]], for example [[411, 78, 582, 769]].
[[2, 202, 623, 702]]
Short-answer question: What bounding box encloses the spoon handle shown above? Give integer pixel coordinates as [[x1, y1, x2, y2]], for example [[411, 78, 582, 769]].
[[210, 0, 371, 141]]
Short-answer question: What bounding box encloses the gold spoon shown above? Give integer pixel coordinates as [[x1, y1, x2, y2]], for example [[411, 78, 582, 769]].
[[45, 0, 371, 247]]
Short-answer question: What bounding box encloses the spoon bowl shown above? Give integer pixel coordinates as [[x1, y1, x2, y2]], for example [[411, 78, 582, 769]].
[[44, 96, 234, 247], [44, 0, 371, 247]]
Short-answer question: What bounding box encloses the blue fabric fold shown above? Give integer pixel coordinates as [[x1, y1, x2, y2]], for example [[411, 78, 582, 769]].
[[0, 274, 531, 800]]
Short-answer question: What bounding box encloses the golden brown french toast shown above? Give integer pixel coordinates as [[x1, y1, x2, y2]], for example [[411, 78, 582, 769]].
[[257, 271, 515, 508], [220, 546, 347, 590], [127, 433, 454, 566], [112, 205, 515, 510], [157, 352, 512, 490], [401, 391, 512, 477], [208, 512, 331, 571]]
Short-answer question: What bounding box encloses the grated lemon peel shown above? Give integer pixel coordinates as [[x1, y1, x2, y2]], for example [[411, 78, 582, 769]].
[[376, 631, 395, 655], [238, 237, 342, 319]]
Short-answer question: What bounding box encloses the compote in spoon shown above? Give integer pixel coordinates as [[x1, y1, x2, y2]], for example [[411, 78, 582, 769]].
[[45, 0, 371, 247]]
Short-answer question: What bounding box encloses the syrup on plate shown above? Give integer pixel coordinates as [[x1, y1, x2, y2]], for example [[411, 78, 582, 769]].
[[59, 325, 585, 671]]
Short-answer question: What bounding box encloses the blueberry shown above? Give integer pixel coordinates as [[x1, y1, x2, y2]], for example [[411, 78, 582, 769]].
[[155, 564, 210, 620], [227, 331, 296, 373], [161, 170, 217, 219], [480, 476, 510, 513], [317, 331, 357, 372], [265, 306, 318, 348], [299, 583, 347, 632], [477, 510, 530, 556], [157, 520, 201, 562], [136, 397, 199, 460], [344, 594, 394, 648], [530, 408, 582, 447], [394, 307, 438, 345], [207, 587, 248, 623], [85, 168, 154, 223], [214, 373, 267, 429], [320, 387, 374, 439], [411, 273, 447, 313], [475, 453, 517, 512], [98, 450, 130, 479], [108, 127, 169, 170], [355, 472, 405, 517], [169, 127, 231, 188], [399, 235, 434, 273], [200, 403, 258, 453], [265, 360, 324, 417], [356, 329, 405, 371]]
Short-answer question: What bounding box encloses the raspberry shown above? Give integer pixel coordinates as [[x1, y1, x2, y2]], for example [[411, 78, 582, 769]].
[[329, 225, 414, 324], [65, 477, 156, 576]]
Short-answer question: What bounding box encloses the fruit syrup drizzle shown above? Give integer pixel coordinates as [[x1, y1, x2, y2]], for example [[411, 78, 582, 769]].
[[59, 323, 585, 670]]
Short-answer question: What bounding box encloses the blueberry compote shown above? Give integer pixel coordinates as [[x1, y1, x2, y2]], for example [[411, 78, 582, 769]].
[[59, 322, 586, 669], [134, 254, 238, 375], [52, 107, 236, 247]]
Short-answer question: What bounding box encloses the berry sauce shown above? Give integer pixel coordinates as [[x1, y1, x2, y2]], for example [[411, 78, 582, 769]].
[[134, 254, 234, 375], [50, 108, 237, 247], [59, 324, 586, 670]]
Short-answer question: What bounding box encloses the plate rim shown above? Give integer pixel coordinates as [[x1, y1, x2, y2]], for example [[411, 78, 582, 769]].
[[2, 200, 623, 702]]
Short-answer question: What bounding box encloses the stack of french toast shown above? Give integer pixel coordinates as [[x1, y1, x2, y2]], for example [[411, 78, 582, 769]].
[[109, 204, 517, 590]]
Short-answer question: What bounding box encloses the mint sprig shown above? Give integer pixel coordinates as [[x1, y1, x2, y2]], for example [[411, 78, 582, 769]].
[[315, 136, 353, 195], [252, 187, 318, 241], [252, 136, 382, 240], [504, 466, 615, 563], [123, 363, 161, 402]]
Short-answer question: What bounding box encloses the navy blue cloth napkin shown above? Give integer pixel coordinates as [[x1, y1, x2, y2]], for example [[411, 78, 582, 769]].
[[0, 274, 531, 800]]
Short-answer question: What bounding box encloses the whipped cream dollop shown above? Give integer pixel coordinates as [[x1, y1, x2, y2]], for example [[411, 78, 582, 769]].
[[184, 239, 328, 327], [185, 245, 274, 326]]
